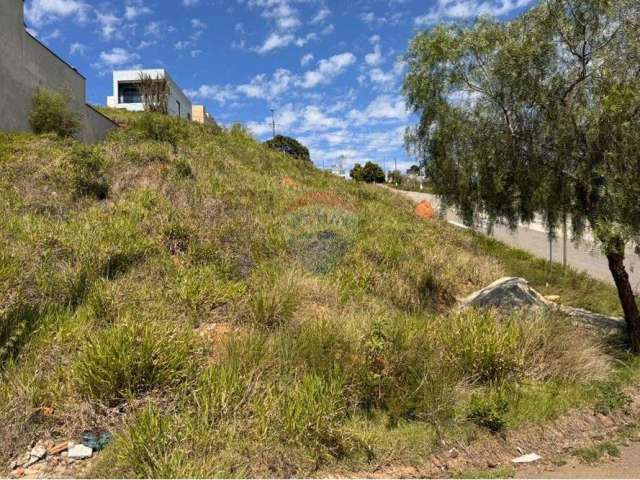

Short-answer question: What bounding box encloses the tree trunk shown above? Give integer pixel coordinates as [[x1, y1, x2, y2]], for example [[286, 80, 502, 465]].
[[606, 244, 640, 354]]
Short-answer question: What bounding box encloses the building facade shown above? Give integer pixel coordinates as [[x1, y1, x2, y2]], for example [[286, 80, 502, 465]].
[[0, 0, 116, 143], [191, 105, 215, 125], [107, 70, 193, 120]]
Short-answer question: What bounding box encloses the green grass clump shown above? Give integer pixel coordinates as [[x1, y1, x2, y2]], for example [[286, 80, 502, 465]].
[[574, 441, 621, 464], [247, 269, 300, 328], [70, 145, 109, 200], [75, 318, 200, 406], [0, 111, 638, 477]]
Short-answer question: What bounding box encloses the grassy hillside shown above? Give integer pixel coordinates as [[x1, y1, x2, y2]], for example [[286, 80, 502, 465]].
[[0, 112, 637, 477]]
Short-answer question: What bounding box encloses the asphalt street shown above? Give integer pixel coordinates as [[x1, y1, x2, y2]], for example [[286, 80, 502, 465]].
[[397, 189, 640, 293]]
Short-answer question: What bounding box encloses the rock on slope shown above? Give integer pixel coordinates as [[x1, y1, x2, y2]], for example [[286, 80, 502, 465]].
[[461, 277, 626, 337]]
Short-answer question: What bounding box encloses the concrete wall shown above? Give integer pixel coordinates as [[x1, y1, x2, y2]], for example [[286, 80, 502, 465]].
[[0, 0, 116, 143]]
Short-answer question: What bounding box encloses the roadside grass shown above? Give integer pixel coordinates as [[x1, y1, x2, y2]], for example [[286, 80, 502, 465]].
[[1, 113, 639, 477], [574, 442, 622, 464]]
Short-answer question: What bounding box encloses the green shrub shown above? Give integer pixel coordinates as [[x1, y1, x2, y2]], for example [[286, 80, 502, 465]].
[[264, 135, 311, 163], [593, 381, 632, 415], [29, 88, 81, 138], [467, 388, 511, 432], [574, 441, 621, 464], [135, 113, 187, 149], [69, 145, 109, 200], [75, 318, 199, 406]]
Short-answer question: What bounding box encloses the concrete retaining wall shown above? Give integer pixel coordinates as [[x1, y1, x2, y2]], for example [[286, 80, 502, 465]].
[[0, 0, 116, 143]]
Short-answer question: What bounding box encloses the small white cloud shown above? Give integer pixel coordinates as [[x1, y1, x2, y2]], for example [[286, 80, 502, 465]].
[[69, 41, 86, 55], [125, 1, 151, 20], [415, 0, 535, 26], [301, 53, 314, 66], [348, 95, 409, 125], [310, 7, 331, 24], [256, 32, 295, 54], [98, 47, 140, 66], [96, 12, 120, 40], [25, 0, 90, 27], [299, 52, 357, 89], [365, 44, 383, 66]]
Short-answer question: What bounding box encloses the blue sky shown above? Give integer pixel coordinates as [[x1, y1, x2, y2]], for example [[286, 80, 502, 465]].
[[24, 0, 535, 172]]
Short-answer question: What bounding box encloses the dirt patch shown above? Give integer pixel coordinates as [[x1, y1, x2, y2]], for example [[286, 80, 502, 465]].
[[282, 176, 299, 188], [415, 200, 435, 219], [343, 390, 640, 478], [289, 191, 354, 212], [197, 322, 245, 362]]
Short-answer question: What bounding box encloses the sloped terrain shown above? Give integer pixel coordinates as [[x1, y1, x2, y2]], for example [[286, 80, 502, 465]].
[[0, 113, 638, 478]]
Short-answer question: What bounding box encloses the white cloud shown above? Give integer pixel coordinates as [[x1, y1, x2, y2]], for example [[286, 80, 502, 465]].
[[310, 7, 331, 24], [238, 68, 295, 100], [348, 95, 409, 125], [360, 11, 403, 27], [191, 18, 207, 29], [185, 84, 239, 105], [183, 0, 200, 6], [144, 20, 162, 36], [124, 1, 151, 20], [69, 41, 85, 55], [365, 44, 383, 66], [299, 52, 357, 89], [415, 0, 535, 26], [96, 12, 120, 40], [98, 47, 140, 66], [256, 32, 295, 54], [25, 0, 90, 26], [300, 53, 314, 66]]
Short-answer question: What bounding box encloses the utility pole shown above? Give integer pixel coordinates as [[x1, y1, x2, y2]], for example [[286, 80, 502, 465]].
[[270, 108, 276, 138], [562, 217, 568, 270]]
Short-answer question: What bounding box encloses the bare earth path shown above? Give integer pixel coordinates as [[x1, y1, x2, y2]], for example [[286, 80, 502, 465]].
[[516, 442, 640, 479], [395, 189, 640, 293]]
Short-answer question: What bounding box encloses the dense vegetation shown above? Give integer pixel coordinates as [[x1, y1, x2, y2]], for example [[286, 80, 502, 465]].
[[29, 88, 81, 138], [264, 134, 311, 163], [404, 0, 640, 351], [350, 161, 386, 183], [0, 112, 638, 477]]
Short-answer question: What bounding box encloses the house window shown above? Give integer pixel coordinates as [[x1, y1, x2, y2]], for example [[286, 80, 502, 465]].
[[118, 83, 142, 104], [176, 100, 181, 117]]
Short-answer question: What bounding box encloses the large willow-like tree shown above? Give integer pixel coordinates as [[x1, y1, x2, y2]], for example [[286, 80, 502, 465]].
[[404, 0, 640, 352]]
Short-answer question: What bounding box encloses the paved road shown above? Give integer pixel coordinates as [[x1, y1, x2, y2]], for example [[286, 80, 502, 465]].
[[396, 189, 640, 292], [517, 442, 640, 479]]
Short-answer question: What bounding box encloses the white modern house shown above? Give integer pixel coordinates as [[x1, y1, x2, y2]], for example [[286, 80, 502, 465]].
[[107, 69, 193, 120]]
